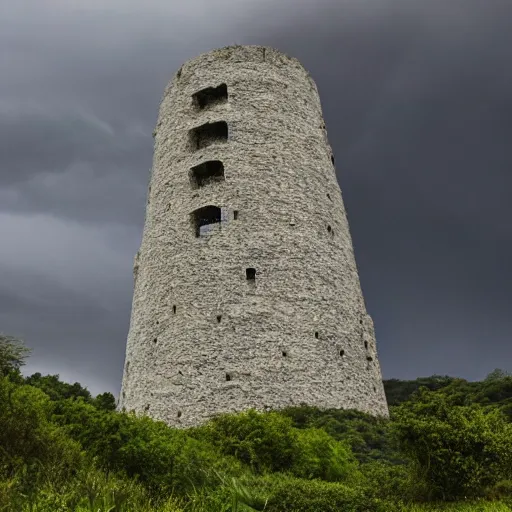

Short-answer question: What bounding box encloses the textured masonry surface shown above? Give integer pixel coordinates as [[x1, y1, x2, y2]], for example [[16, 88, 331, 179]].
[[119, 45, 389, 427]]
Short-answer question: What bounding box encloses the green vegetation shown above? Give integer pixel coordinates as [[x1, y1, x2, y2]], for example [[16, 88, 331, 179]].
[[1, 334, 512, 511]]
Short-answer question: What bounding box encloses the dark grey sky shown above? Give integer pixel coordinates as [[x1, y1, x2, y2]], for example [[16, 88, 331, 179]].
[[1, 0, 511, 396]]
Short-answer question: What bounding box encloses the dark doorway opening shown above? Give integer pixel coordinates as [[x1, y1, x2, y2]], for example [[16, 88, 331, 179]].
[[193, 83, 228, 109], [190, 121, 228, 150], [190, 160, 225, 189]]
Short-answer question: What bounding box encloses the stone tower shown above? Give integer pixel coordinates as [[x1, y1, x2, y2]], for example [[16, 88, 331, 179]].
[[119, 45, 389, 427]]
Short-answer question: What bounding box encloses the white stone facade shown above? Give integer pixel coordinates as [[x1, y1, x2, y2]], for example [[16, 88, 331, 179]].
[[119, 45, 389, 427]]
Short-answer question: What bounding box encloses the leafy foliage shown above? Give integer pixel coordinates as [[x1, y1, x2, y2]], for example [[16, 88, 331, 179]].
[[0, 334, 30, 377], [281, 405, 398, 463], [391, 388, 512, 500], [0, 334, 512, 510]]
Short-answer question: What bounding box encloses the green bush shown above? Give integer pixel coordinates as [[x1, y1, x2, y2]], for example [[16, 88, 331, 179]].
[[54, 398, 241, 496], [263, 475, 364, 512], [281, 405, 398, 463], [391, 388, 512, 500], [198, 409, 298, 473], [359, 460, 416, 502], [0, 376, 82, 483], [198, 409, 358, 482], [291, 427, 358, 482]]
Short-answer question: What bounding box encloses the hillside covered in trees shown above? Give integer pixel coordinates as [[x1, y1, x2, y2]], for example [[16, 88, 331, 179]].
[[1, 334, 512, 511]]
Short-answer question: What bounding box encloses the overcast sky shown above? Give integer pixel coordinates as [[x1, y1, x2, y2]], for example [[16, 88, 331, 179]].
[[1, 0, 511, 396]]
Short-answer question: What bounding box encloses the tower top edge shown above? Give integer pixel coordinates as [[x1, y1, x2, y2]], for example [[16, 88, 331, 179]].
[[168, 45, 317, 90]]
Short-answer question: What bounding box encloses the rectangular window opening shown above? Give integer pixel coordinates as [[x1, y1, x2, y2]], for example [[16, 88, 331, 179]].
[[246, 268, 256, 282], [193, 83, 228, 109], [191, 205, 222, 237], [190, 160, 225, 189], [190, 121, 228, 151]]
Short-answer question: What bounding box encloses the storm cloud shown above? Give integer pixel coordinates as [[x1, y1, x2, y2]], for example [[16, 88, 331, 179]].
[[1, 0, 511, 395]]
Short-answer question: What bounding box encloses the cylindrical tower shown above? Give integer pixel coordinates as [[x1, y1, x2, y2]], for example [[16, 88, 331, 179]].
[[119, 45, 388, 427]]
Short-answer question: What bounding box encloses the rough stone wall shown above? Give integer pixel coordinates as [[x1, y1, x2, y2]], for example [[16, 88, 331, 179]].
[[119, 45, 389, 427]]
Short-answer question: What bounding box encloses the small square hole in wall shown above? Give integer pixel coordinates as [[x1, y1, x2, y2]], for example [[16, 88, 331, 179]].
[[367, 356, 373, 362], [153, 338, 157, 343], [327, 225, 332, 233], [217, 315, 222, 323], [177, 411, 182, 418], [339, 349, 345, 357], [331, 154, 335, 165], [233, 210, 239, 220], [315, 332, 319, 339], [246, 268, 256, 282], [225, 373, 232, 382], [364, 341, 368, 349], [173, 305, 177, 314], [282, 351, 287, 357]]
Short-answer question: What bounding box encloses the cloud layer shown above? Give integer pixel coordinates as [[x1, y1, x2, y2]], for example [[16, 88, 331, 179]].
[[1, 0, 511, 396]]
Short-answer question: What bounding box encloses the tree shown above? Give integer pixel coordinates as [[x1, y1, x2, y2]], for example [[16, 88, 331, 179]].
[[0, 334, 30, 377], [93, 392, 117, 411], [485, 368, 511, 382], [25, 373, 92, 402]]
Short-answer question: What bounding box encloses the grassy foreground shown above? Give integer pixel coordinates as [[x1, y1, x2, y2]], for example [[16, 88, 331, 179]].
[[2, 336, 512, 511]]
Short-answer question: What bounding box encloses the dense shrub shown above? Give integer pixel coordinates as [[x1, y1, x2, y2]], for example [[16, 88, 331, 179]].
[[281, 405, 398, 463], [197, 409, 298, 473], [0, 376, 83, 510], [392, 388, 512, 500], [197, 409, 357, 482], [291, 427, 358, 482], [263, 476, 365, 512], [0, 376, 82, 480], [54, 397, 241, 495]]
